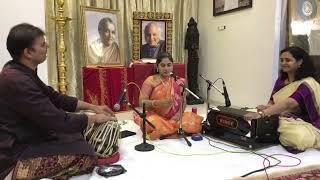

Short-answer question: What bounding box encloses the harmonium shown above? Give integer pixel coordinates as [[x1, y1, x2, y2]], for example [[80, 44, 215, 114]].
[[202, 106, 279, 150]]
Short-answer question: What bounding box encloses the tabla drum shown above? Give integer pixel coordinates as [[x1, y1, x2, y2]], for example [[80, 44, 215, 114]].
[[84, 121, 121, 156]]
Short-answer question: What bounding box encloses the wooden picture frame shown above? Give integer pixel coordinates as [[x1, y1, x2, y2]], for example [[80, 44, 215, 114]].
[[213, 0, 253, 16], [81, 6, 124, 66], [132, 12, 173, 61]]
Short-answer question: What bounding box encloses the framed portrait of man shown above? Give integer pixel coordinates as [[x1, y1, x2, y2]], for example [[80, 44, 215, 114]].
[[81, 6, 124, 66], [132, 12, 173, 61], [140, 21, 166, 59]]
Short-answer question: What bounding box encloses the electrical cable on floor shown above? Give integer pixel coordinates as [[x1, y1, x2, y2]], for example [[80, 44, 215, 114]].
[[146, 136, 234, 156], [203, 135, 281, 178], [154, 144, 227, 156], [151, 143, 226, 156], [204, 135, 302, 179], [261, 153, 302, 180]]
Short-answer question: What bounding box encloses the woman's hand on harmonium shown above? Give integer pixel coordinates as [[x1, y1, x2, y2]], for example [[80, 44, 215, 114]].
[[88, 114, 117, 124], [244, 112, 261, 121], [256, 105, 268, 111]]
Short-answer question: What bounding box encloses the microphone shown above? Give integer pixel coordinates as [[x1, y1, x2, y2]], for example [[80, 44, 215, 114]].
[[113, 86, 127, 111], [199, 74, 213, 86], [169, 72, 177, 81], [171, 72, 200, 100], [222, 80, 231, 107], [199, 74, 223, 94], [170, 72, 185, 87]]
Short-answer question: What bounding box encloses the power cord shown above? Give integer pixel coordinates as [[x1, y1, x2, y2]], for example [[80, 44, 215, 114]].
[[203, 135, 281, 179]]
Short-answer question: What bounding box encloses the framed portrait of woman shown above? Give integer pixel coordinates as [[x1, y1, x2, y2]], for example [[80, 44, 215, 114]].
[[132, 12, 173, 61], [81, 6, 124, 66]]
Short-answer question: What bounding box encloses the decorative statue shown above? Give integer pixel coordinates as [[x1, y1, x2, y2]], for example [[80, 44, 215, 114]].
[[185, 17, 204, 105]]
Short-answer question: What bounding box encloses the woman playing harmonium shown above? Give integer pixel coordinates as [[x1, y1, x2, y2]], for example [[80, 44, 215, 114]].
[[134, 52, 202, 140], [244, 46, 320, 153]]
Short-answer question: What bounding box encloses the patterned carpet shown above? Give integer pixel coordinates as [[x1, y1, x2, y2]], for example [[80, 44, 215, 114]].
[[234, 165, 320, 180]]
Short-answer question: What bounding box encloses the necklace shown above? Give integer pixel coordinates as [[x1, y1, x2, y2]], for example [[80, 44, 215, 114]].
[[157, 75, 174, 103], [159, 75, 171, 85], [159, 75, 172, 94]]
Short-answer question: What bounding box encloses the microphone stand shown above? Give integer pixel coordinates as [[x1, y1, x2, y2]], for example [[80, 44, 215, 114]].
[[124, 99, 155, 152], [199, 75, 224, 112], [206, 82, 211, 114], [199, 75, 227, 131], [177, 85, 192, 146], [160, 82, 200, 147]]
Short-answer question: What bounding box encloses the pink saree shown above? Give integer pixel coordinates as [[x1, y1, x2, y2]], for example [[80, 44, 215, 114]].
[[134, 75, 203, 140]]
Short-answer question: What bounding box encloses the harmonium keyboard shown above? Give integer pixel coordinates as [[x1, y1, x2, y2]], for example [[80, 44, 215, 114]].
[[202, 106, 279, 150]]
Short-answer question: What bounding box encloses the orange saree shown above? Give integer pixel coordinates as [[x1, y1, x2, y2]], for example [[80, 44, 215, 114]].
[[134, 75, 203, 140]]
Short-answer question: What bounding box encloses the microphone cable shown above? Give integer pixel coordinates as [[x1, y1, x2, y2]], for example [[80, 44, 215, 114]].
[[213, 77, 224, 85], [119, 82, 141, 106], [204, 135, 302, 179], [203, 135, 281, 179], [127, 82, 141, 93]]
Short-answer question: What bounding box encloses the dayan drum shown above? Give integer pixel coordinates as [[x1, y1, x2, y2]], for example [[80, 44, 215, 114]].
[[84, 120, 121, 156]]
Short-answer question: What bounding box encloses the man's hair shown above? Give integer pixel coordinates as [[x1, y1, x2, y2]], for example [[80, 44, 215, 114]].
[[279, 46, 317, 81], [144, 22, 161, 36], [98, 17, 114, 33], [6, 23, 45, 61]]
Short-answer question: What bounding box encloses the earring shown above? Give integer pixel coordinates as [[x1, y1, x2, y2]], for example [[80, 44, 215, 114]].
[[156, 68, 159, 72]]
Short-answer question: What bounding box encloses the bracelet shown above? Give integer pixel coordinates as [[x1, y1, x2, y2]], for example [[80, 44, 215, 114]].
[[258, 110, 266, 118], [151, 100, 158, 107]]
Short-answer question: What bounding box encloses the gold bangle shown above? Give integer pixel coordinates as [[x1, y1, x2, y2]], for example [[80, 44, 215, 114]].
[[152, 100, 157, 107], [258, 110, 266, 118]]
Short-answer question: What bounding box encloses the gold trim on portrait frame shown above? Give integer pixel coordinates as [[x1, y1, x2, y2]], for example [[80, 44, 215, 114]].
[[80, 6, 124, 67], [132, 12, 173, 60]]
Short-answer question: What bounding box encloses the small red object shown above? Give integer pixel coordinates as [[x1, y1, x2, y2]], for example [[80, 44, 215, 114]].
[[192, 107, 197, 114], [97, 151, 120, 165]]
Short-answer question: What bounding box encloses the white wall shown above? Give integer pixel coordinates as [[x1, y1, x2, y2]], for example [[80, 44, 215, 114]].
[[0, 0, 281, 104], [0, 0, 47, 83], [198, 0, 281, 108]]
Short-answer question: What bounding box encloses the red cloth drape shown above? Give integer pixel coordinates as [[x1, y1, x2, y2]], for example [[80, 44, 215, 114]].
[[82, 64, 185, 111], [83, 66, 128, 111]]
